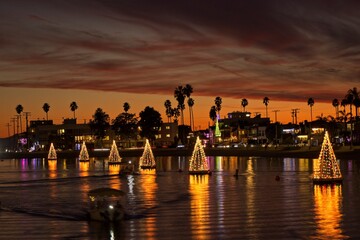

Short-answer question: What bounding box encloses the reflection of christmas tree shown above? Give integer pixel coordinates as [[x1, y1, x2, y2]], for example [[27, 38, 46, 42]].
[[79, 141, 89, 162], [109, 140, 122, 164], [48, 143, 57, 160], [313, 131, 342, 183], [189, 137, 209, 174], [139, 139, 156, 169]]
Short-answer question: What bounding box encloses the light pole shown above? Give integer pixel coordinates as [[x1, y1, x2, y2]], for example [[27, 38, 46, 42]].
[[273, 110, 280, 145]]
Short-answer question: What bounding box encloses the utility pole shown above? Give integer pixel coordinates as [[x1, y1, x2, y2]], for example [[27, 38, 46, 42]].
[[10, 117, 16, 151], [272, 110, 280, 123], [10, 118, 16, 136], [6, 123, 11, 137], [23, 112, 31, 151], [14, 115, 20, 135], [23, 112, 31, 132], [273, 110, 280, 146], [291, 109, 300, 124]]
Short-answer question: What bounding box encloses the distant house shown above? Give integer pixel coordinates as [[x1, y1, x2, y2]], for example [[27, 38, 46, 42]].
[[214, 111, 270, 145], [28, 119, 94, 150], [155, 122, 178, 147]]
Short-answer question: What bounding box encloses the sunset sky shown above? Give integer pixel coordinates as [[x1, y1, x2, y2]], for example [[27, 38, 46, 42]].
[[1, 0, 359, 138]]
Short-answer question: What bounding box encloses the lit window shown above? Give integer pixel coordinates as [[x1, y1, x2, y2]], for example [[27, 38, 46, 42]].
[[166, 126, 170, 130], [166, 134, 170, 138]]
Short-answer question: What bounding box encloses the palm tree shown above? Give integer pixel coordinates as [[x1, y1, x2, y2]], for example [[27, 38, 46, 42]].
[[89, 108, 110, 147], [174, 86, 186, 125], [332, 98, 339, 119], [307, 98, 314, 147], [184, 84, 193, 127], [15, 104, 23, 133], [353, 97, 360, 120], [42, 103, 50, 120], [164, 100, 172, 123], [187, 98, 195, 130], [345, 89, 355, 121], [172, 107, 180, 123], [209, 106, 217, 124], [123, 102, 130, 113], [241, 98, 248, 112], [338, 110, 351, 143], [214, 97, 222, 119], [307, 98, 315, 122], [263, 97, 270, 118], [70, 101, 78, 119]]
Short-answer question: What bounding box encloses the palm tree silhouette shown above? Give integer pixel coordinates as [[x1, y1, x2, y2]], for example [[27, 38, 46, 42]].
[[70, 101, 78, 119], [214, 96, 222, 119], [123, 102, 130, 113], [184, 84, 193, 127], [307, 98, 315, 122], [241, 98, 248, 112], [187, 98, 195, 130], [15, 104, 23, 133], [209, 106, 217, 124], [164, 100, 172, 123], [332, 98, 339, 119], [263, 97, 270, 118], [42, 103, 50, 120], [174, 86, 186, 125], [307, 98, 314, 147]]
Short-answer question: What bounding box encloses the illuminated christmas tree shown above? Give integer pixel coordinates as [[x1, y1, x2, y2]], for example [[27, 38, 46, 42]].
[[313, 131, 342, 183], [189, 136, 210, 175], [109, 140, 122, 165], [47, 143, 57, 160], [215, 118, 221, 138], [139, 139, 156, 169], [79, 141, 89, 162]]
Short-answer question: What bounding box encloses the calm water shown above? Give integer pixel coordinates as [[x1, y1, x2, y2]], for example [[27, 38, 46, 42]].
[[0, 156, 360, 239]]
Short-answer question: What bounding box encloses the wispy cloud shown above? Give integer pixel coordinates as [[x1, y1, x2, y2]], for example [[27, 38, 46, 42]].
[[0, 0, 359, 102]]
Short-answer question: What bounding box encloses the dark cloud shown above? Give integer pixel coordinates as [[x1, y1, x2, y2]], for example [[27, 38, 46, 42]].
[[0, 0, 359, 102]]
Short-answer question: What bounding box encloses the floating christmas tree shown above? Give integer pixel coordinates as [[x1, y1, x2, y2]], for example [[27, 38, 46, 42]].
[[139, 139, 156, 169], [189, 136, 210, 175], [109, 140, 122, 165], [79, 141, 90, 162], [47, 143, 57, 160], [313, 131, 342, 183], [215, 118, 221, 138]]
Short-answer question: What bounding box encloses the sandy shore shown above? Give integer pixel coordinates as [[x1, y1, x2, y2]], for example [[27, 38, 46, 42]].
[[1, 145, 359, 160]]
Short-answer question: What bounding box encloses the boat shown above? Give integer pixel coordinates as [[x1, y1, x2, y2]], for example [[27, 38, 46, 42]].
[[79, 141, 90, 162], [108, 140, 122, 165], [47, 143, 57, 160], [139, 139, 156, 169], [312, 131, 342, 184], [87, 188, 126, 222], [189, 136, 210, 175]]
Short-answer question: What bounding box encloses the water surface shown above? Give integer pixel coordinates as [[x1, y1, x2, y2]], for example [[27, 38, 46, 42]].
[[0, 156, 359, 239]]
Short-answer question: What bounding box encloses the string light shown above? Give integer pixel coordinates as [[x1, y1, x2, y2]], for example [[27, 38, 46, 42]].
[[189, 136, 209, 174], [139, 139, 156, 169], [313, 131, 342, 183], [109, 140, 122, 164], [47, 142, 57, 160], [79, 141, 89, 161]]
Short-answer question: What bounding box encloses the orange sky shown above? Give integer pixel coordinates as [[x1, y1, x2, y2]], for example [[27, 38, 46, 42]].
[[0, 87, 343, 138]]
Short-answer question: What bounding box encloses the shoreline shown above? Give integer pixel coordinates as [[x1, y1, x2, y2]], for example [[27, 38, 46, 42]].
[[1, 146, 359, 160]]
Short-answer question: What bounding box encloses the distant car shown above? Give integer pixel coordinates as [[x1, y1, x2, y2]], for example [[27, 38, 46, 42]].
[[176, 144, 185, 148]]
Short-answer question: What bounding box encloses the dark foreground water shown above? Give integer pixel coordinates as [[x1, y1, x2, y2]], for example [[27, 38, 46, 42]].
[[0, 156, 360, 239]]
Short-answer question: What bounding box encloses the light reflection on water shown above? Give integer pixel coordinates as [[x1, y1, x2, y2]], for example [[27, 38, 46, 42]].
[[313, 184, 346, 240], [0, 156, 359, 239], [189, 174, 210, 239]]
